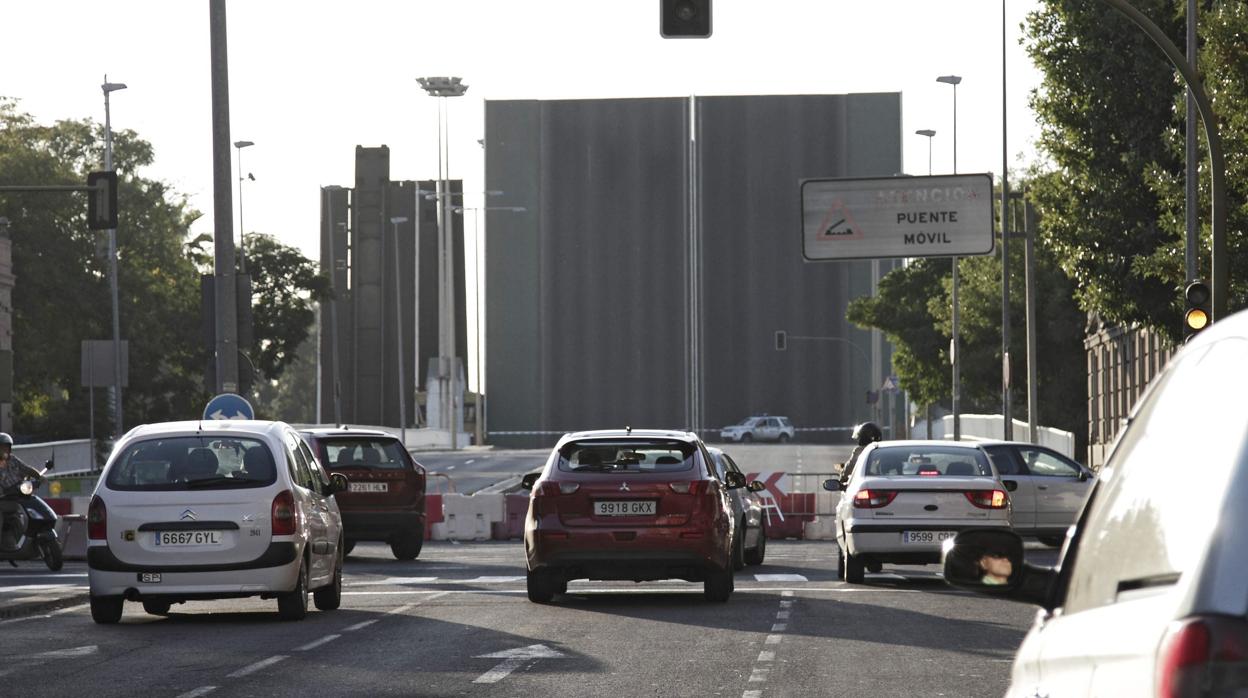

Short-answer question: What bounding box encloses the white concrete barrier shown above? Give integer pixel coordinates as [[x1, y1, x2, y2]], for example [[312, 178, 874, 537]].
[[430, 493, 504, 541]]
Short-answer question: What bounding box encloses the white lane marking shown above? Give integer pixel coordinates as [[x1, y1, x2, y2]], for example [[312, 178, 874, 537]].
[[446, 465, 456, 470], [387, 603, 417, 615], [0, 645, 99, 677], [227, 655, 287, 678], [0, 603, 91, 626], [176, 687, 217, 698], [754, 574, 808, 581], [780, 600, 794, 608], [473, 644, 566, 684], [464, 576, 525, 583], [748, 667, 769, 683], [757, 651, 775, 662], [776, 611, 790, 620], [765, 634, 783, 645], [343, 585, 918, 596], [781, 590, 795, 596], [349, 577, 439, 586], [464, 460, 475, 465], [743, 692, 762, 698], [0, 573, 88, 579], [771, 623, 787, 632], [0, 584, 89, 593], [295, 634, 341, 651], [344, 619, 379, 632]]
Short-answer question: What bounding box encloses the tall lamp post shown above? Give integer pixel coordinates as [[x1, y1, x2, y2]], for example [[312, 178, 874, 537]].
[[453, 204, 526, 447], [234, 140, 254, 272], [390, 216, 409, 446], [937, 74, 962, 441], [417, 76, 469, 449], [102, 76, 127, 439], [915, 130, 936, 176]]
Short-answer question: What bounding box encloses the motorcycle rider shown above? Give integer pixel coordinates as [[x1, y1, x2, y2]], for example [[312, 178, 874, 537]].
[[0, 433, 40, 550], [838, 421, 883, 487]]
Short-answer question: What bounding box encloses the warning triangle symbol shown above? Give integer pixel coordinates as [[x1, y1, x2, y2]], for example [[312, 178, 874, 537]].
[[816, 200, 862, 240]]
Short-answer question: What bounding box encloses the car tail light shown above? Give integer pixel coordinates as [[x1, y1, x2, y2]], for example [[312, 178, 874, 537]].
[[964, 489, 1009, 509], [853, 489, 898, 509], [1157, 616, 1248, 698], [271, 490, 297, 536], [87, 495, 107, 540], [669, 481, 707, 494]]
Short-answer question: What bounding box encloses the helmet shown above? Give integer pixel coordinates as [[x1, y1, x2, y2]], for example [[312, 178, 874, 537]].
[[0, 433, 12, 447], [852, 422, 883, 447]]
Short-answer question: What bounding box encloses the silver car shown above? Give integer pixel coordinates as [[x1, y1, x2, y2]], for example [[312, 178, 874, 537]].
[[719, 416, 796, 443], [978, 441, 1095, 546], [86, 420, 347, 623]]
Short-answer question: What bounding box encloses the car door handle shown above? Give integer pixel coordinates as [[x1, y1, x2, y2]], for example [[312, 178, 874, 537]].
[[1037, 485, 1048, 491]]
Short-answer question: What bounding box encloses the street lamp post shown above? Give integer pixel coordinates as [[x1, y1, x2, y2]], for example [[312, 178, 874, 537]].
[[453, 205, 526, 447], [102, 76, 127, 439], [915, 130, 936, 176], [937, 74, 962, 441], [234, 140, 254, 273], [390, 216, 409, 447], [417, 76, 469, 449]]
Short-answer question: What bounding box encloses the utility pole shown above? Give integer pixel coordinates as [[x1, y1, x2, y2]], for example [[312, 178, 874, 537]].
[[209, 0, 239, 394]]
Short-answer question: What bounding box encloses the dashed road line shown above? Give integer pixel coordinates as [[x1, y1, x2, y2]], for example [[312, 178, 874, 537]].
[[227, 655, 287, 678], [770, 623, 787, 632], [175, 686, 217, 698], [757, 651, 775, 662], [295, 634, 340, 651], [764, 634, 783, 645], [344, 619, 379, 632]]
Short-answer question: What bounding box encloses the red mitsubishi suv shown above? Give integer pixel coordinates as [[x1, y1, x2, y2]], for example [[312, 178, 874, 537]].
[[521, 429, 742, 603]]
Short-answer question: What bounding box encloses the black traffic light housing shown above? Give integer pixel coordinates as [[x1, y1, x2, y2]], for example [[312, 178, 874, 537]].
[[87, 170, 118, 230], [661, 0, 712, 38], [1183, 280, 1211, 341]]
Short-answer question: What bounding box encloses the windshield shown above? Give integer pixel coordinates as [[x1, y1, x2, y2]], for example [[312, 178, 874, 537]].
[[318, 437, 412, 471], [861, 446, 993, 478], [105, 436, 277, 490], [557, 439, 697, 474]]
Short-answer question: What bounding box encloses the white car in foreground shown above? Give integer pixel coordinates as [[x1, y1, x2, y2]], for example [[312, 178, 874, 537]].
[[824, 441, 1010, 582], [943, 308, 1248, 697], [86, 420, 348, 623]]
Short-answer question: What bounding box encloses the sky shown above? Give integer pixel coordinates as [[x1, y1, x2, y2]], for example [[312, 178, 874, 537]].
[[2, 0, 1045, 259], [2, 0, 1046, 386]]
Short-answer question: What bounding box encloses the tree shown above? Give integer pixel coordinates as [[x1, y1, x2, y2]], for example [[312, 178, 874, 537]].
[[1025, 0, 1247, 340], [0, 98, 208, 440], [241, 232, 331, 385]]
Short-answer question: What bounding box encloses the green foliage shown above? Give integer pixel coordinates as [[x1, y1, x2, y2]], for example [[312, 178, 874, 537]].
[[1026, 0, 1248, 341], [0, 98, 326, 440]]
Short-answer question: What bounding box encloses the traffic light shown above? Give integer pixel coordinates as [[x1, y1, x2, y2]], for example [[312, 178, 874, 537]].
[[87, 170, 118, 230], [661, 0, 712, 38], [1183, 280, 1211, 341], [774, 330, 787, 351]]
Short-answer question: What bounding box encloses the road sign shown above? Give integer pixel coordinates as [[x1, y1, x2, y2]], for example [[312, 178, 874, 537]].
[[203, 393, 254, 421], [802, 174, 995, 261]]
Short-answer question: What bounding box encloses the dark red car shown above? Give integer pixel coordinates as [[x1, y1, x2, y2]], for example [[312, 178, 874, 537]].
[[520, 429, 742, 603], [300, 428, 426, 560]]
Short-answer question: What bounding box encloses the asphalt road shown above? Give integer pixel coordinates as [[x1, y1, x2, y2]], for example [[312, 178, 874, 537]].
[[0, 540, 1055, 698]]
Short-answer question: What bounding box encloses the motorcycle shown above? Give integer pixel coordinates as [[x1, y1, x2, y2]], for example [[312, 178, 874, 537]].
[[0, 457, 62, 571]]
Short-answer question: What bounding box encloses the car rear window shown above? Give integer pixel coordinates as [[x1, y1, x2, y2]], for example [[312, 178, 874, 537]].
[[105, 436, 277, 490], [861, 446, 992, 477], [319, 437, 411, 471], [558, 439, 697, 474]]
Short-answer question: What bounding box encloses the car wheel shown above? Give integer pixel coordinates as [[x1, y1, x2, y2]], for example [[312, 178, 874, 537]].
[[778, 433, 790, 444], [142, 599, 172, 616], [1039, 536, 1064, 548], [343, 539, 356, 556], [40, 539, 63, 572], [278, 559, 309, 621], [391, 526, 424, 560], [526, 569, 556, 603], [314, 541, 344, 611], [843, 549, 865, 584], [744, 524, 766, 566], [740, 433, 753, 444], [90, 595, 124, 624], [704, 566, 733, 603], [731, 524, 746, 571]]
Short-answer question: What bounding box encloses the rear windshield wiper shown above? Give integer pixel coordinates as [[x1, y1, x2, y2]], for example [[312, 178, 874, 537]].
[[185, 476, 265, 488], [571, 464, 619, 472]]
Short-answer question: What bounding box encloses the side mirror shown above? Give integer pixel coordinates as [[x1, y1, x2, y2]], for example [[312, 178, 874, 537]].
[[44, 456, 55, 471], [1002, 479, 1018, 492], [724, 471, 746, 489], [822, 478, 841, 492], [1078, 470, 1090, 482], [329, 472, 349, 495], [520, 472, 541, 490], [747, 480, 766, 493], [941, 528, 1055, 607]]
